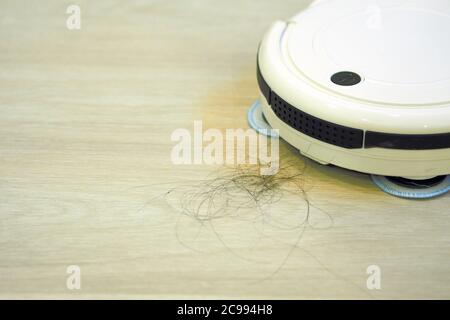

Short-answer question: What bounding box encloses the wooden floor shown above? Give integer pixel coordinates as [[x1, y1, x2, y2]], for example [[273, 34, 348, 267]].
[[0, 0, 449, 299]]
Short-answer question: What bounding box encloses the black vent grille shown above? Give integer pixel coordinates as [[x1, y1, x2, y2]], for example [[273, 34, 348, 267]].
[[257, 63, 363, 149], [270, 91, 363, 149]]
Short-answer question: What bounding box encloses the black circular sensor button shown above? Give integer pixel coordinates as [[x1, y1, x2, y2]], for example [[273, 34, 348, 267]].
[[331, 71, 362, 86]]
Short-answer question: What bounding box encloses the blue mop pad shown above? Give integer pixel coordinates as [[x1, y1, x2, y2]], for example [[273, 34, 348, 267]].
[[247, 100, 279, 138], [371, 175, 450, 199]]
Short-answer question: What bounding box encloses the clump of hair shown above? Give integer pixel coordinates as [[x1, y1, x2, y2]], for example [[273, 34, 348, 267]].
[[136, 153, 334, 278], [167, 156, 312, 224]]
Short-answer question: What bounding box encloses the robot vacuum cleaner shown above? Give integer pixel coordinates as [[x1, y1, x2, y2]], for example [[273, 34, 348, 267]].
[[248, 0, 450, 199]]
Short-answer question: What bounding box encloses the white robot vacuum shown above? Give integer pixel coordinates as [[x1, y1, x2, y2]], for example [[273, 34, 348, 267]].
[[248, 0, 450, 199]]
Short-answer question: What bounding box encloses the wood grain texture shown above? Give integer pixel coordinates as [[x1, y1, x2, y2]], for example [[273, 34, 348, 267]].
[[0, 0, 449, 299]]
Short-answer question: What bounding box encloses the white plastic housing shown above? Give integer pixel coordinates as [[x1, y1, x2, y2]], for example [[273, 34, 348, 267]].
[[258, 0, 450, 179]]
